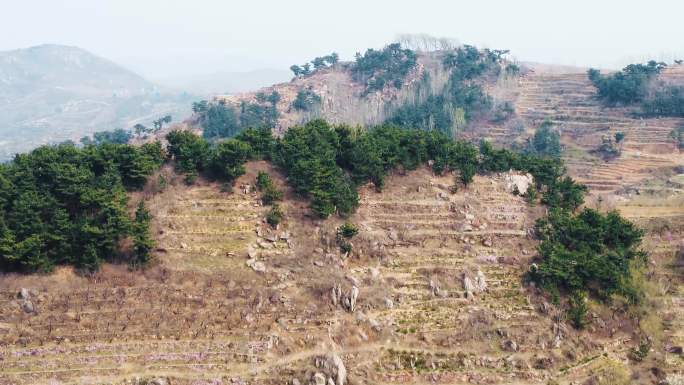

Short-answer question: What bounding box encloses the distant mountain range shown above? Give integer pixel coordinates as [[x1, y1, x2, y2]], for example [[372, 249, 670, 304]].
[[0, 44, 195, 159]]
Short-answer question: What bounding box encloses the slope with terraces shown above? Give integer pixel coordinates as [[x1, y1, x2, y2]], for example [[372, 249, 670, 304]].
[[0, 164, 657, 385], [514, 65, 684, 193]]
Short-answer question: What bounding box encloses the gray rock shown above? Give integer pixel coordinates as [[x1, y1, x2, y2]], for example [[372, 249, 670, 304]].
[[388, 231, 398, 241], [345, 275, 359, 287], [292, 379, 301, 385], [475, 269, 487, 292], [369, 318, 382, 332], [482, 237, 493, 247], [429, 279, 439, 296], [348, 286, 359, 312], [18, 288, 30, 300], [327, 378, 335, 385], [21, 300, 35, 313], [316, 353, 346, 385], [369, 267, 380, 281], [246, 259, 266, 273], [313, 373, 326, 385], [384, 297, 394, 309], [331, 284, 342, 307], [462, 274, 475, 299], [266, 234, 278, 242], [502, 339, 518, 352], [150, 379, 167, 385]]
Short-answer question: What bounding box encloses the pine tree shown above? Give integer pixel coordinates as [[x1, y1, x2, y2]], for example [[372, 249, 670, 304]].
[[132, 201, 154, 267]]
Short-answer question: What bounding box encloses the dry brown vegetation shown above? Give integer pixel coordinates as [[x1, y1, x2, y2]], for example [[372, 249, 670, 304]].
[[1, 161, 673, 385], [2, 61, 684, 385]]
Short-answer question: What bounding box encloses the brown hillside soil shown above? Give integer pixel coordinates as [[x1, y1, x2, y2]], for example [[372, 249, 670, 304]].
[[0, 163, 659, 385]]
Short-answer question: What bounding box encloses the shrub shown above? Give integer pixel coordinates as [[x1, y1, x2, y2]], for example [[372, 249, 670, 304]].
[[81, 128, 132, 146], [184, 171, 198, 185], [261, 185, 283, 205], [255, 171, 283, 205], [166, 130, 210, 174], [290, 53, 339, 77], [528, 120, 561, 158], [352, 43, 417, 94], [505, 63, 520, 75], [205, 139, 252, 182], [492, 101, 515, 123], [239, 98, 278, 129], [196, 94, 279, 141], [670, 125, 684, 149], [588, 61, 665, 106], [256, 171, 271, 190], [292, 88, 322, 112], [272, 120, 359, 218], [629, 339, 651, 361], [567, 291, 588, 329], [235, 127, 275, 159], [641, 85, 684, 117], [200, 102, 239, 140], [541, 176, 587, 212], [131, 201, 154, 267], [337, 222, 359, 239], [596, 135, 621, 159], [157, 174, 167, 191], [339, 241, 353, 254], [220, 182, 233, 193], [266, 204, 283, 228], [531, 208, 646, 302], [166, 131, 252, 184], [524, 184, 538, 205]]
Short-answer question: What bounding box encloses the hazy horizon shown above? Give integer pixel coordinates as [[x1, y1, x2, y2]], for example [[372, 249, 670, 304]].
[[2, 0, 684, 81]]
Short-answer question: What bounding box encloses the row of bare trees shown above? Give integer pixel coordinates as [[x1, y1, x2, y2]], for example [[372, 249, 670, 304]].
[[395, 33, 460, 52]]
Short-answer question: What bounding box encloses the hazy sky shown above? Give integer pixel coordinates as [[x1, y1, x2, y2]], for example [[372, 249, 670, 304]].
[[1, 0, 683, 79]]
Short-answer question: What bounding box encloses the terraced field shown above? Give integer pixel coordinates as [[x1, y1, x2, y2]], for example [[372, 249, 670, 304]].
[[512, 66, 684, 382], [2, 64, 684, 384], [0, 165, 653, 385], [515, 66, 684, 193]]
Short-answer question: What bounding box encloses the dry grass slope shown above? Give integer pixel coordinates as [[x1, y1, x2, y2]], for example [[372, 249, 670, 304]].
[[0, 164, 659, 385]]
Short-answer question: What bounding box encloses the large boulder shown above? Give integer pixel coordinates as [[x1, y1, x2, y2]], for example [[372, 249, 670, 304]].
[[21, 300, 35, 314], [348, 286, 359, 312], [504, 172, 533, 195], [312, 373, 326, 385], [462, 274, 475, 299], [17, 288, 30, 300], [315, 353, 347, 385], [475, 269, 487, 292], [246, 259, 266, 272]]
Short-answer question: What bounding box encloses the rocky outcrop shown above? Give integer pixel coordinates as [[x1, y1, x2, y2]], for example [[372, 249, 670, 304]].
[[314, 353, 347, 385], [504, 172, 533, 195]]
